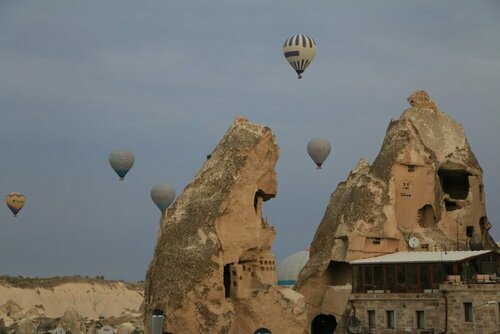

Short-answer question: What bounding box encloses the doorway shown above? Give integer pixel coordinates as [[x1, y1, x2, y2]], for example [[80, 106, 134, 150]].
[[311, 314, 337, 334]]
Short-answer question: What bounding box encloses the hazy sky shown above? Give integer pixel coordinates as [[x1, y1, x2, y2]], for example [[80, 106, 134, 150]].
[[1, 1, 499, 282]]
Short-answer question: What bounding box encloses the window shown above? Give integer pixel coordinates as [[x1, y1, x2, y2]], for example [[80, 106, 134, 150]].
[[386, 310, 395, 329], [416, 311, 425, 329], [464, 302, 473, 322], [438, 169, 470, 199], [466, 226, 474, 238], [373, 266, 384, 291], [365, 266, 373, 292], [407, 265, 418, 292], [368, 310, 376, 329], [420, 264, 431, 291], [223, 265, 231, 298]]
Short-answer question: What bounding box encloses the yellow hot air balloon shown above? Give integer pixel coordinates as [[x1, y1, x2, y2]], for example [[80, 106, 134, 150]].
[[5, 192, 25, 217], [283, 34, 317, 79]]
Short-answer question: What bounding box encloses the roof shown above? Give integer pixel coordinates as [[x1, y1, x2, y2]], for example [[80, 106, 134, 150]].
[[350, 250, 493, 265]]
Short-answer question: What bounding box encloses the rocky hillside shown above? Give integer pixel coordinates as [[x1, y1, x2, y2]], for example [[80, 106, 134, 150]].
[[0, 276, 144, 327]]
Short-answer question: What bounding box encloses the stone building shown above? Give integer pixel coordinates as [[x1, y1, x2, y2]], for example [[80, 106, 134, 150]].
[[296, 91, 499, 333], [349, 250, 500, 333]]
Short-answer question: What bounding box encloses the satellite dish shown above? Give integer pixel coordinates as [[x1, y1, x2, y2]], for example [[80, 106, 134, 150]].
[[346, 316, 362, 333], [409, 236, 420, 249]]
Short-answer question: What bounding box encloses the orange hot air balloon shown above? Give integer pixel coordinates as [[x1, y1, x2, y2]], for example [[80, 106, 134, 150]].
[[5, 192, 25, 217]]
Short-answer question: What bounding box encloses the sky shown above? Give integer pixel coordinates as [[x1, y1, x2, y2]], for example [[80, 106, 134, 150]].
[[0, 1, 499, 282]]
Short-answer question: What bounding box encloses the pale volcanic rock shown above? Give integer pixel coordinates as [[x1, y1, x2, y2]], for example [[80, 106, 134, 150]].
[[14, 318, 34, 334], [296, 91, 497, 327], [0, 300, 23, 326], [144, 117, 307, 334], [0, 278, 143, 324], [60, 308, 81, 334]]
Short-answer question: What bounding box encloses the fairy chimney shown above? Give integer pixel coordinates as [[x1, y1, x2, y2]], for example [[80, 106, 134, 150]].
[[296, 90, 497, 325], [144, 117, 307, 334]]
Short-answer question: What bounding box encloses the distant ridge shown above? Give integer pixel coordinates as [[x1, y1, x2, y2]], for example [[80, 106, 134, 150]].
[[0, 275, 144, 327]]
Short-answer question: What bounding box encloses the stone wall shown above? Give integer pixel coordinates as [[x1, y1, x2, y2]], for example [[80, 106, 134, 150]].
[[349, 283, 500, 334], [350, 292, 442, 333], [442, 284, 500, 334]]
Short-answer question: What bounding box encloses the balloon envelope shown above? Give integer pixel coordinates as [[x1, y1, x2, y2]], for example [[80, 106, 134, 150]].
[[109, 149, 135, 180], [5, 192, 25, 217], [150, 183, 176, 212], [283, 34, 317, 79], [307, 138, 331, 169]]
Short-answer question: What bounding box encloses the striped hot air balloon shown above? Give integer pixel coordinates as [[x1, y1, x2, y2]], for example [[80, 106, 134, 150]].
[[283, 34, 317, 79], [5, 192, 26, 217]]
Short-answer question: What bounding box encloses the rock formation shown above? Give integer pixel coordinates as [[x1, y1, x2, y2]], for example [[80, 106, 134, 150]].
[[144, 117, 307, 334], [15, 318, 34, 334], [0, 277, 143, 327], [296, 91, 498, 328], [0, 300, 23, 327], [60, 308, 81, 334], [116, 322, 135, 334]]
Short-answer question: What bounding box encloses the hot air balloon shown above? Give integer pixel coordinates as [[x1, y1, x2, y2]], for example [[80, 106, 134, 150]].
[[5, 192, 25, 217], [283, 34, 317, 79], [307, 138, 331, 169], [109, 149, 135, 180], [150, 183, 176, 212]]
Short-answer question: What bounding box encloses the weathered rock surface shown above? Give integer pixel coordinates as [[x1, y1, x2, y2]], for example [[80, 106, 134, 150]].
[[144, 117, 307, 334], [0, 277, 143, 327], [296, 91, 498, 327], [60, 308, 81, 334], [14, 318, 34, 334]]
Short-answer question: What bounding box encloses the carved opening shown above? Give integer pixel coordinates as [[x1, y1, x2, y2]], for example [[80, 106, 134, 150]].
[[438, 169, 470, 199], [479, 184, 484, 202], [253, 189, 275, 211], [324, 261, 351, 285], [466, 226, 474, 238], [444, 199, 460, 211], [223, 265, 231, 298], [311, 314, 337, 334], [253, 190, 264, 212], [418, 205, 436, 228]]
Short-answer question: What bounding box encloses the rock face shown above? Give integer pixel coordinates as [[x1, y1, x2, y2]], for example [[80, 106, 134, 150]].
[[296, 91, 498, 327], [14, 318, 34, 334], [144, 117, 307, 334], [0, 278, 143, 327], [60, 308, 81, 334]]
